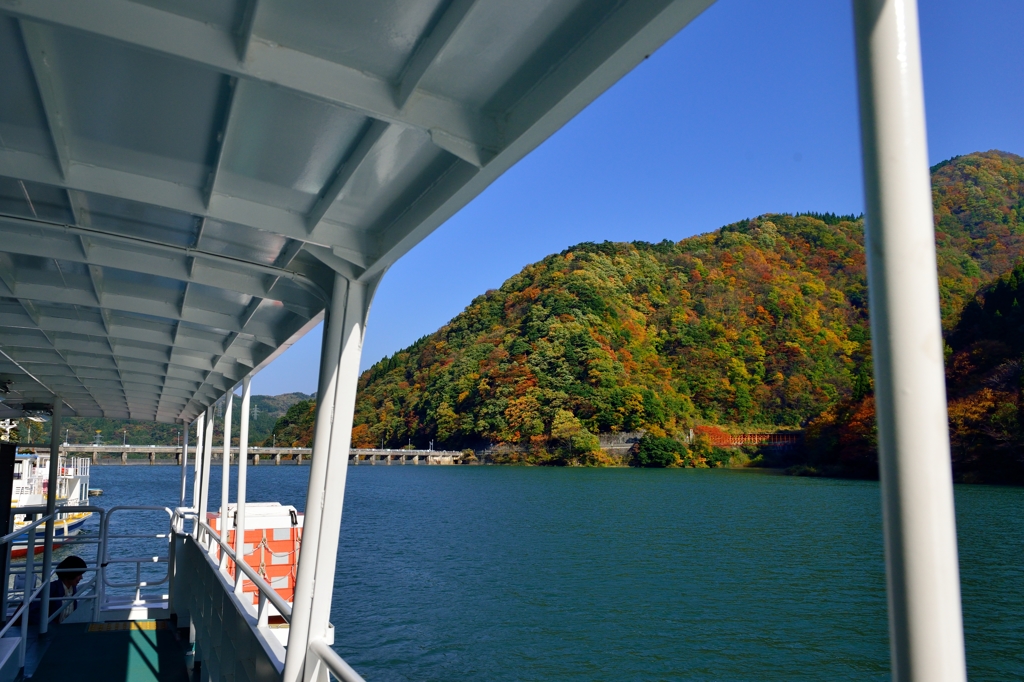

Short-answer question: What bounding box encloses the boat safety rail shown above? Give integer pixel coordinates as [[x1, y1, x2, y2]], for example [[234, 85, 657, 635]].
[[0, 505, 103, 668], [2, 505, 107, 627], [195, 519, 293, 623], [309, 638, 367, 682], [172, 507, 196, 535], [0, 563, 54, 666], [0, 509, 54, 546], [101, 506, 173, 606]]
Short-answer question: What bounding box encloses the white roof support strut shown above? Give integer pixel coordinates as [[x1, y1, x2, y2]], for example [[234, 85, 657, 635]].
[[191, 413, 206, 526], [234, 375, 251, 594], [39, 396, 62, 634], [219, 390, 234, 570], [283, 270, 373, 682], [179, 418, 190, 508], [852, 0, 966, 679], [198, 407, 215, 537]]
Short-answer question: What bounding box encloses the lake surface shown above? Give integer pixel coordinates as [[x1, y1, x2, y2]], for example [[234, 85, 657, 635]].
[[87, 464, 1024, 680]]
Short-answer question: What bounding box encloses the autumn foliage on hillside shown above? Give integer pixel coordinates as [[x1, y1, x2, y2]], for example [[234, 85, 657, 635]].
[[803, 151, 1024, 481], [932, 151, 1024, 327], [352, 152, 1024, 463], [355, 214, 871, 452]]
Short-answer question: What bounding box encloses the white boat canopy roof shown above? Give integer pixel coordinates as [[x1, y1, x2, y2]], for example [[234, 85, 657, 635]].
[[0, 0, 713, 422]]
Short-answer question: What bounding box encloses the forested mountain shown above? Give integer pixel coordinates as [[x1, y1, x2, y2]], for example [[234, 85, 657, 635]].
[[260, 399, 316, 448], [51, 392, 312, 446], [352, 151, 1024, 465], [806, 258, 1024, 483]]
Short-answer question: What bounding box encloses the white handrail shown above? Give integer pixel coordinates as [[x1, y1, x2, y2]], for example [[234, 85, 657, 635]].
[[0, 511, 54, 545], [308, 638, 367, 682], [101, 506, 173, 602], [195, 519, 293, 620]]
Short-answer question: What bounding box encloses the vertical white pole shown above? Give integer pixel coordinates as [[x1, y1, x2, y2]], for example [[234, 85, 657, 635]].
[[39, 398, 62, 633], [179, 420, 190, 508], [284, 273, 369, 682], [220, 393, 234, 564], [191, 413, 205, 538], [199, 408, 215, 538], [192, 414, 205, 508], [851, 1, 966, 680], [235, 376, 251, 593]]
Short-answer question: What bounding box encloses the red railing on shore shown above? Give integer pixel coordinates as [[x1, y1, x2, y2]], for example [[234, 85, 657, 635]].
[[695, 431, 802, 447]]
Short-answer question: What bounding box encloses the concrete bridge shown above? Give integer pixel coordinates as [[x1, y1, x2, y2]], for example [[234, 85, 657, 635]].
[[12, 444, 466, 465]]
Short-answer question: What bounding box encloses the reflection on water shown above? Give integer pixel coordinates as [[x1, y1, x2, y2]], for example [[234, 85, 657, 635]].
[[88, 464, 1024, 681]]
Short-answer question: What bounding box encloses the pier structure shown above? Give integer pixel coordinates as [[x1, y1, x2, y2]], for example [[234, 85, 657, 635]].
[[14, 444, 466, 466]]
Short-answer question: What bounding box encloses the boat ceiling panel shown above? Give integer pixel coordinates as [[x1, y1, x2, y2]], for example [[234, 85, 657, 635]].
[[45, 25, 225, 186], [254, 0, 447, 82], [421, 0, 589, 109], [76, 192, 199, 247], [320, 125, 445, 230], [217, 81, 370, 212], [0, 177, 74, 223], [129, 0, 245, 32], [194, 220, 289, 266], [0, 0, 715, 422], [0, 18, 52, 157]]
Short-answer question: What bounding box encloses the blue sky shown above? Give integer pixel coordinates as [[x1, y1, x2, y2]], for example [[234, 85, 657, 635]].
[[251, 0, 1024, 397]]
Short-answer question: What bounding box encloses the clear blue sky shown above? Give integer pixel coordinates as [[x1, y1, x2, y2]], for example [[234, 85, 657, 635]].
[[251, 0, 1024, 397]]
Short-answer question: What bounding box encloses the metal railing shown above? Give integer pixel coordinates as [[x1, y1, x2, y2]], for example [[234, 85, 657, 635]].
[[0, 505, 105, 668], [191, 515, 366, 682], [100, 506, 173, 609], [195, 518, 292, 626], [0, 500, 366, 682], [309, 638, 366, 682]]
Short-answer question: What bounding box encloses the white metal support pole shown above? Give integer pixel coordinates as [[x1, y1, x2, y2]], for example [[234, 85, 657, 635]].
[[235, 376, 251, 593], [192, 413, 205, 515], [220, 392, 234, 567], [198, 408, 215, 541], [284, 272, 372, 682], [39, 397, 62, 634], [851, 1, 966, 680], [179, 420, 190, 508]]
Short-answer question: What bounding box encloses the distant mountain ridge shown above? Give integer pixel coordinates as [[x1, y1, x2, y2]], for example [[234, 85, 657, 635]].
[[55, 392, 313, 446]]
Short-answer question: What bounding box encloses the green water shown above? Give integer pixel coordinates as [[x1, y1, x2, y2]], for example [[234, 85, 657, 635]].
[[91, 465, 1024, 680]]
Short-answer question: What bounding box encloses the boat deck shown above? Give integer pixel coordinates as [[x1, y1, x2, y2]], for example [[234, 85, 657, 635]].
[[29, 621, 190, 682]]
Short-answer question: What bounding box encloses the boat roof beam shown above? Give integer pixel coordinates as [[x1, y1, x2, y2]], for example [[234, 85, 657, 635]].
[[5, 0, 498, 161], [0, 0, 717, 423]]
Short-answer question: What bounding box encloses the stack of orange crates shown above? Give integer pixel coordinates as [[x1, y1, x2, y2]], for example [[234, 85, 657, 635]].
[[207, 503, 304, 606]]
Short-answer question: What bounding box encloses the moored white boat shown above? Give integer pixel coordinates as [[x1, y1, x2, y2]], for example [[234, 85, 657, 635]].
[[9, 453, 92, 558]]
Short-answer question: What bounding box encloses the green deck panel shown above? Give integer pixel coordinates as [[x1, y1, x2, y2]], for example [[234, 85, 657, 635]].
[[30, 621, 190, 682]]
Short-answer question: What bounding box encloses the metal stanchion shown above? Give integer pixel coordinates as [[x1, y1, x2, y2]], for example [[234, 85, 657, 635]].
[[851, 0, 966, 679]]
